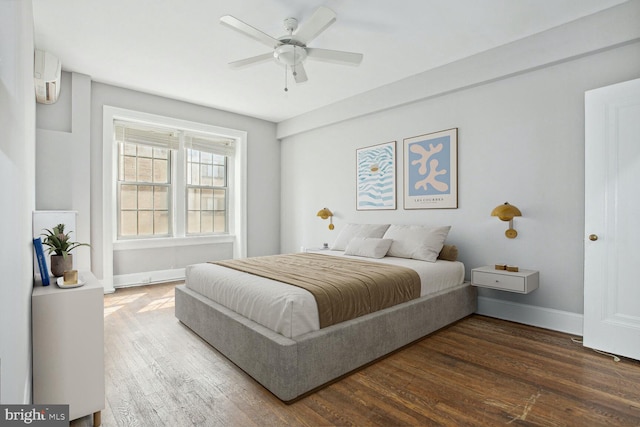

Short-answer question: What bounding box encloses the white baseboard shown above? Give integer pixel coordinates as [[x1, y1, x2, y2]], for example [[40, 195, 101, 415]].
[[476, 296, 584, 336], [113, 268, 186, 288], [102, 280, 116, 294]]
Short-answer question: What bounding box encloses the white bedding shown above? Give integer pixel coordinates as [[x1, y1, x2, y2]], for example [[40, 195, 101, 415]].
[[185, 250, 465, 338]]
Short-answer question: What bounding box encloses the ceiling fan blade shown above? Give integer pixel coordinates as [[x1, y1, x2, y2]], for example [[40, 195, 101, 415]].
[[220, 15, 281, 49], [306, 48, 363, 66], [292, 63, 308, 83], [294, 6, 336, 45], [229, 53, 274, 68]]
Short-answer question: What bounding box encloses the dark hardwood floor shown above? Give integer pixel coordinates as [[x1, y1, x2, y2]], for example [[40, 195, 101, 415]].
[[72, 282, 640, 426]]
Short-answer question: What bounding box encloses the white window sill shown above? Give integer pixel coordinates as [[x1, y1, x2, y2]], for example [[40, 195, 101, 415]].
[[113, 234, 235, 251]]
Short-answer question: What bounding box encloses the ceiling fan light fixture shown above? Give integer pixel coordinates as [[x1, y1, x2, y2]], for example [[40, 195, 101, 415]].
[[274, 45, 307, 66]]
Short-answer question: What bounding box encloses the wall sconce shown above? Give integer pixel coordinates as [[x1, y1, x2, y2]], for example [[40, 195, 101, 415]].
[[491, 202, 522, 238], [316, 207, 334, 230]]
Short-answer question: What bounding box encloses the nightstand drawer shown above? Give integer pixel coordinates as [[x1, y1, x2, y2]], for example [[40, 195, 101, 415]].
[[472, 271, 526, 292], [471, 266, 539, 294]]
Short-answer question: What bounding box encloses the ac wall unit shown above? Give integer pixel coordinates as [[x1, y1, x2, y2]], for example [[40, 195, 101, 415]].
[[34, 49, 61, 104]]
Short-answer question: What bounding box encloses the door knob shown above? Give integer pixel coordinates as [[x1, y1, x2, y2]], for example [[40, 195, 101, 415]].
[[589, 234, 598, 241]]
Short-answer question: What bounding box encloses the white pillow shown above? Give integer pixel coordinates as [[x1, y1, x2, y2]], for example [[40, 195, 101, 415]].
[[344, 238, 393, 259], [384, 225, 451, 262], [330, 223, 390, 250]]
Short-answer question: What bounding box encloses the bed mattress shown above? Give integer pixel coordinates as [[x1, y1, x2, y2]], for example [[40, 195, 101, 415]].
[[185, 250, 465, 338]]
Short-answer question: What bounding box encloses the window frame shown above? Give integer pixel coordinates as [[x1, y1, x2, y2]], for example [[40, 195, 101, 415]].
[[185, 147, 229, 235], [102, 106, 247, 290], [114, 124, 233, 240], [116, 141, 174, 239]]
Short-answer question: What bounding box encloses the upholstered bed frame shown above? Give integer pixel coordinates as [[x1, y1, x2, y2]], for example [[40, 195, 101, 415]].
[[175, 282, 477, 402]]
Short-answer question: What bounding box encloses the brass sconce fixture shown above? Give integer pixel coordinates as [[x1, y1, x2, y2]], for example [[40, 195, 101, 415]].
[[316, 207, 334, 230], [491, 202, 522, 238]]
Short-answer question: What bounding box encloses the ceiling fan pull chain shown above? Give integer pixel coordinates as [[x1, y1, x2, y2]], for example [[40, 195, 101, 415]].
[[284, 65, 288, 92], [293, 48, 297, 77]]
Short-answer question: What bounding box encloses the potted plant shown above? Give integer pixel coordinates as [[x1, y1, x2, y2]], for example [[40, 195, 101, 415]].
[[41, 223, 90, 277]]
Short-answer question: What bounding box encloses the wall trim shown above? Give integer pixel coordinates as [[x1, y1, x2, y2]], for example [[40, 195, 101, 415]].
[[477, 296, 584, 336], [113, 268, 186, 289]]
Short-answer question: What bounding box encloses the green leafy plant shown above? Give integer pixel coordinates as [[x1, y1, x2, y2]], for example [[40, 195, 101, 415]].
[[41, 223, 90, 257]]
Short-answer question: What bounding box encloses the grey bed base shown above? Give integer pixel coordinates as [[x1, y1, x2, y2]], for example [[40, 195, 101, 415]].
[[175, 282, 477, 402]]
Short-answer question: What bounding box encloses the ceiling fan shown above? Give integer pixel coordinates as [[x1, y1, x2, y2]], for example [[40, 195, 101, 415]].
[[220, 6, 363, 90]]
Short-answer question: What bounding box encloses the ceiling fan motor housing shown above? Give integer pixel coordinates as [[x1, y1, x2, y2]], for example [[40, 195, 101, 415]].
[[283, 17, 298, 33]]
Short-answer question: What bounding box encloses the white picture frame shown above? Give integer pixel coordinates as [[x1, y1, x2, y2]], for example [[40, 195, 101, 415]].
[[356, 141, 397, 210], [404, 128, 458, 209]]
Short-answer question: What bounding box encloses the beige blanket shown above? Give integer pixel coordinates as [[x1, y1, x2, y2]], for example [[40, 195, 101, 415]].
[[213, 253, 421, 328]]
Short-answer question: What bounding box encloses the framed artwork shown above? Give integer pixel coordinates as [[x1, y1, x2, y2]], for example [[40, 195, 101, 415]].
[[404, 128, 458, 209], [356, 141, 396, 210]]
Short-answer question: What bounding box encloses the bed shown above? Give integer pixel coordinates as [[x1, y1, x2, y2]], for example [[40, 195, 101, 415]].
[[175, 224, 477, 401]]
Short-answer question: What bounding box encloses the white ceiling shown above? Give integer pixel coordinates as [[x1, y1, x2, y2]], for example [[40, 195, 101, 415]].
[[32, 0, 626, 123]]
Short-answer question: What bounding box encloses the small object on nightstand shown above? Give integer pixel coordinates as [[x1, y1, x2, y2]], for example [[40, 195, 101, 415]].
[[506, 265, 519, 272], [56, 277, 85, 288], [495, 264, 506, 270], [323, 243, 329, 249], [63, 269, 78, 284]]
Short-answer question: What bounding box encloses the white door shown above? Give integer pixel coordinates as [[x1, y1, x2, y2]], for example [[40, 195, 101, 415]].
[[584, 78, 640, 361]]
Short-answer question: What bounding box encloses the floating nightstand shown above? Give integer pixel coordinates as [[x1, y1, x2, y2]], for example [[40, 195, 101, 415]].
[[471, 266, 539, 294]]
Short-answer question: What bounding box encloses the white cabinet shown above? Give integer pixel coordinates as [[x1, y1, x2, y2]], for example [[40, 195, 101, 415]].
[[471, 266, 539, 294], [32, 271, 104, 426]]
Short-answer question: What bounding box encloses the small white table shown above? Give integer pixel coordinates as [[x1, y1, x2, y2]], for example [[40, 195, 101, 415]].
[[471, 266, 539, 294], [32, 271, 104, 426]]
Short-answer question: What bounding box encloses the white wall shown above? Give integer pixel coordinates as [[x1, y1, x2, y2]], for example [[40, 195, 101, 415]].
[[93, 83, 279, 286], [280, 38, 640, 332], [36, 72, 92, 272], [0, 0, 36, 403], [37, 75, 281, 288]]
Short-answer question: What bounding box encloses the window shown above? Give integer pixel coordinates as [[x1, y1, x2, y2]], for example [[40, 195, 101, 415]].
[[118, 142, 171, 237], [114, 120, 234, 240], [186, 148, 227, 234], [103, 106, 247, 291]]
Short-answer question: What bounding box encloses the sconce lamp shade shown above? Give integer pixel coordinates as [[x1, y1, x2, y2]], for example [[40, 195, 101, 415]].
[[316, 207, 335, 230], [491, 202, 522, 238], [316, 208, 333, 219], [491, 202, 522, 221]]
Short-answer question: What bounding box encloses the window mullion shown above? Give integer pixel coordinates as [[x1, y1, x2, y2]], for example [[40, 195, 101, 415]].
[[174, 131, 186, 237]]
